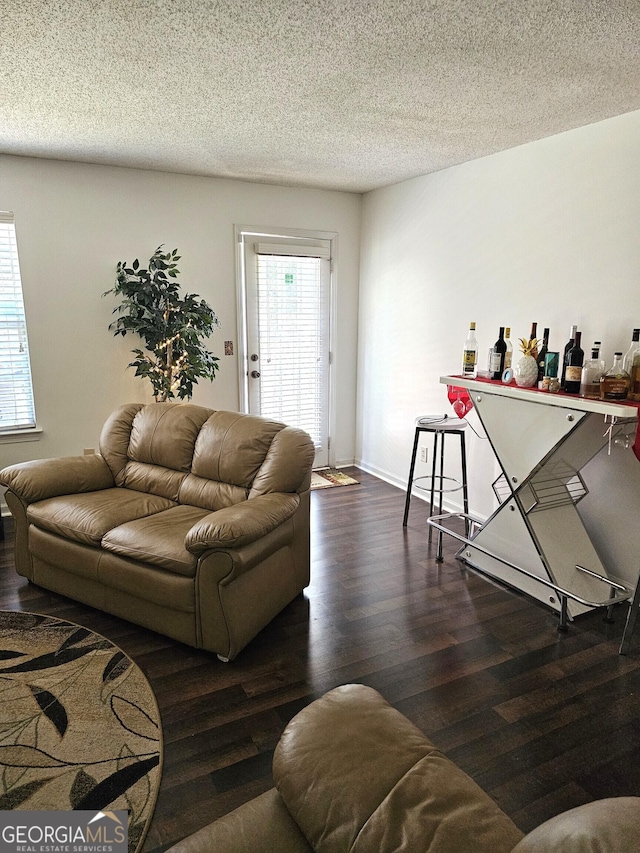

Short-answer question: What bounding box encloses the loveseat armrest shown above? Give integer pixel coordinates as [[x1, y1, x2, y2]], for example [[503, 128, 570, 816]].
[[273, 684, 524, 853], [0, 455, 115, 504], [185, 493, 300, 553], [165, 788, 311, 853]]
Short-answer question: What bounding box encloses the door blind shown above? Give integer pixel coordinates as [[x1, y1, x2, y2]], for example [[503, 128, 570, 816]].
[[255, 251, 328, 445], [0, 212, 36, 431]]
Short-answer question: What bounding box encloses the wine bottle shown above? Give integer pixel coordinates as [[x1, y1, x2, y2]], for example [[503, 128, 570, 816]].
[[462, 322, 478, 377], [600, 353, 631, 400], [579, 344, 604, 399], [489, 327, 507, 380], [563, 331, 584, 393], [504, 327, 513, 369], [536, 327, 549, 381], [560, 324, 578, 387], [528, 322, 538, 361]]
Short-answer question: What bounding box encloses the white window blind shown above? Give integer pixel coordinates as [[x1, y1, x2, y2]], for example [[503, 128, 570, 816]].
[[0, 212, 36, 431], [254, 246, 329, 446]]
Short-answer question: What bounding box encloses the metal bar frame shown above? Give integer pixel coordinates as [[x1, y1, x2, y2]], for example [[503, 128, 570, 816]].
[[428, 511, 635, 651]]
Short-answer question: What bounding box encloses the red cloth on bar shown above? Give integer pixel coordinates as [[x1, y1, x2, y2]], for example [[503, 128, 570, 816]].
[[447, 376, 640, 460]]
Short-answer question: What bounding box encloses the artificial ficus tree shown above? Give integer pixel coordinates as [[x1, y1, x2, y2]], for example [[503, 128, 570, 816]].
[[104, 246, 221, 401]]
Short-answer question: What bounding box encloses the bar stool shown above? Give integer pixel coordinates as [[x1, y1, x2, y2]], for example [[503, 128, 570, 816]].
[[402, 416, 469, 556]]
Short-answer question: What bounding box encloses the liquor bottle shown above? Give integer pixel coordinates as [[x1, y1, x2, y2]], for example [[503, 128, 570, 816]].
[[623, 329, 640, 375], [600, 353, 631, 401], [536, 327, 549, 381], [560, 324, 578, 387], [504, 327, 513, 369], [623, 332, 640, 401], [593, 341, 606, 373], [563, 331, 584, 393], [528, 322, 539, 361], [579, 344, 604, 399], [462, 322, 478, 377], [489, 327, 507, 380]]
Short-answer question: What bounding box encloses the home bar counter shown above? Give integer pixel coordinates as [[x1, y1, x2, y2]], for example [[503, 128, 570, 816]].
[[434, 375, 640, 653]]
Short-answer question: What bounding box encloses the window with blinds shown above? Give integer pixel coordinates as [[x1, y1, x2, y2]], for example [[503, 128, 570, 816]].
[[0, 212, 36, 431], [254, 244, 329, 446]]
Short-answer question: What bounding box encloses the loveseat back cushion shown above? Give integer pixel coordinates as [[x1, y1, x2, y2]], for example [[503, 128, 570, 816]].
[[100, 403, 214, 499], [191, 411, 285, 488], [273, 684, 524, 853]]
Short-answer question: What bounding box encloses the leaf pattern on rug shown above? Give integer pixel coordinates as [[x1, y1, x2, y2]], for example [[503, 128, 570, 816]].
[[0, 611, 163, 853], [103, 651, 130, 683], [73, 755, 160, 810], [111, 696, 160, 741], [70, 768, 98, 808], [0, 776, 54, 809], [0, 646, 101, 673], [29, 686, 68, 738]]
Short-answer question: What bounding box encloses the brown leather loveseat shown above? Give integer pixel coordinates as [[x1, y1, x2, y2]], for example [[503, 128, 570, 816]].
[[0, 402, 315, 660], [168, 684, 640, 853]]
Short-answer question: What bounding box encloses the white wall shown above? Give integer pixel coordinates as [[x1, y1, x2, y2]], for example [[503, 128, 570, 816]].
[[357, 109, 640, 529], [0, 156, 361, 470]]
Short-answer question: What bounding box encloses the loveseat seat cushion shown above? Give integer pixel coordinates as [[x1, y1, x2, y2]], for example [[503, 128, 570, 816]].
[[273, 684, 524, 853], [27, 488, 176, 546], [102, 505, 211, 575]]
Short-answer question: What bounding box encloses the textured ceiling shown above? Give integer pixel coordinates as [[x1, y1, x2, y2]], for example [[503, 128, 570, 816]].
[[2, 0, 640, 193]]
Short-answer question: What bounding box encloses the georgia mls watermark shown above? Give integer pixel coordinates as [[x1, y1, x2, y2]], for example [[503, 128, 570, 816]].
[[0, 811, 128, 853]]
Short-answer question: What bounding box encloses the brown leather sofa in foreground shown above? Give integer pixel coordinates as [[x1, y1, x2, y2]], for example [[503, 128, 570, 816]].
[[168, 684, 640, 853], [0, 403, 315, 661]]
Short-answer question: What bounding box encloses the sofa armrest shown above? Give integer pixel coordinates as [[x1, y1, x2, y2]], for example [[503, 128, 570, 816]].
[[0, 455, 115, 503], [273, 684, 524, 853], [512, 797, 640, 853], [185, 493, 300, 553]]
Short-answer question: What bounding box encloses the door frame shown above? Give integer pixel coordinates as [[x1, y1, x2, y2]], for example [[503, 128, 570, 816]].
[[234, 224, 338, 468]]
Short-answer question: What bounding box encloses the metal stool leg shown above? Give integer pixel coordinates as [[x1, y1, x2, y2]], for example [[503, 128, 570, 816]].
[[438, 431, 445, 519], [403, 427, 421, 526], [435, 430, 446, 562], [428, 430, 439, 544], [460, 431, 469, 538]]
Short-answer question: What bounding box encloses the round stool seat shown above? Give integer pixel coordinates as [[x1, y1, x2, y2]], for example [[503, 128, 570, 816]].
[[415, 415, 467, 431]]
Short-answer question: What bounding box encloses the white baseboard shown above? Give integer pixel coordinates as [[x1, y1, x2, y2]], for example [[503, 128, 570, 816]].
[[355, 457, 485, 519]]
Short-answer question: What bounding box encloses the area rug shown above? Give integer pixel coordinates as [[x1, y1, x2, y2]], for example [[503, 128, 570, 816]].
[[0, 611, 162, 853], [311, 468, 359, 490]]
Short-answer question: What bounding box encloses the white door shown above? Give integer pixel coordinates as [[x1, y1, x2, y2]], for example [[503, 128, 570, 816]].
[[238, 232, 332, 468]]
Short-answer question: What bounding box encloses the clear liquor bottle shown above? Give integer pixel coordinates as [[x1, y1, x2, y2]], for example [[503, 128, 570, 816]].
[[623, 329, 640, 374], [623, 330, 640, 400], [579, 344, 604, 399], [600, 353, 631, 401], [504, 327, 513, 369], [462, 322, 478, 377]]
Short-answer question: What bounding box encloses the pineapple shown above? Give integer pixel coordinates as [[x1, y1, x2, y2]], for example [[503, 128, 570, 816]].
[[515, 337, 540, 387]]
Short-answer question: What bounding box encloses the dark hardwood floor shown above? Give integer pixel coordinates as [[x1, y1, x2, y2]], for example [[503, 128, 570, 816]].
[[1, 469, 639, 849]]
